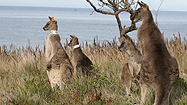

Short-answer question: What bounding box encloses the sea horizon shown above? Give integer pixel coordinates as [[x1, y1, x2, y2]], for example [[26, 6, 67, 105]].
[[0, 6, 187, 49], [1, 5, 187, 12]]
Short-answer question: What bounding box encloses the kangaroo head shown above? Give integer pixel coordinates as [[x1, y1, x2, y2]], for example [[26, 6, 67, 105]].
[[68, 35, 79, 47], [43, 16, 58, 31], [130, 1, 150, 23], [118, 35, 134, 52]]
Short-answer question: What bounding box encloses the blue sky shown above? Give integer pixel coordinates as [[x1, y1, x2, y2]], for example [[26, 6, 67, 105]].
[[0, 0, 186, 11]]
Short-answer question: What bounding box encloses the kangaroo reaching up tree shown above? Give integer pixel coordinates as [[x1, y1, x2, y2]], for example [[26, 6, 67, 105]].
[[130, 2, 179, 105], [118, 35, 142, 96]]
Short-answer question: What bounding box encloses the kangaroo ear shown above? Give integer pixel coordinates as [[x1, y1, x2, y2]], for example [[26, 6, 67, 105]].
[[49, 16, 52, 20], [138, 1, 148, 11], [138, 1, 146, 6], [70, 35, 76, 38], [138, 1, 142, 6]]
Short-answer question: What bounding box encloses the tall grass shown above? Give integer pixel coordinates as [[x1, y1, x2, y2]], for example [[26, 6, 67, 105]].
[[0, 34, 187, 105]]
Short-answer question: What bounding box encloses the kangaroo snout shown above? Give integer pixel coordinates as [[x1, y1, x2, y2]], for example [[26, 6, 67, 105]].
[[43, 27, 46, 31]]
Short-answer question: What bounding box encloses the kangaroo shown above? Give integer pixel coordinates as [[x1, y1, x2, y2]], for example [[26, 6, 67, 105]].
[[43, 16, 74, 90], [118, 35, 142, 95], [130, 2, 179, 105], [68, 35, 93, 77]]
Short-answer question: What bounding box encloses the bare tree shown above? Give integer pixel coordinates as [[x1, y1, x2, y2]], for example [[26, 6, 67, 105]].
[[86, 0, 138, 37], [155, 0, 165, 25]]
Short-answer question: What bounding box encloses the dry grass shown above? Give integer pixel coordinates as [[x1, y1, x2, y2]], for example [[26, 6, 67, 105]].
[[0, 34, 186, 104]]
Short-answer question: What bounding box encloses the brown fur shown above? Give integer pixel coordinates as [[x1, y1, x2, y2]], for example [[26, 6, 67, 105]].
[[68, 35, 93, 77], [43, 16, 74, 90], [119, 35, 142, 95], [131, 2, 179, 105]]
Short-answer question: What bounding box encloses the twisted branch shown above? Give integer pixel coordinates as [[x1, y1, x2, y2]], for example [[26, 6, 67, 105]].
[[86, 0, 137, 37], [86, 0, 115, 15]]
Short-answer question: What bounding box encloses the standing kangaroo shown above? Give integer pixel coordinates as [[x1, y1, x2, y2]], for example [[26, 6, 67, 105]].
[[68, 35, 93, 77], [118, 35, 142, 95], [130, 2, 179, 105], [43, 16, 74, 90]]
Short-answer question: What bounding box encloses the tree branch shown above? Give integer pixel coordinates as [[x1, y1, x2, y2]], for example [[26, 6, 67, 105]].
[[115, 8, 129, 15], [99, 0, 112, 8], [86, 0, 115, 15], [86, 0, 134, 15], [155, 0, 165, 25], [86, 0, 137, 37], [120, 22, 137, 37], [115, 14, 122, 32]]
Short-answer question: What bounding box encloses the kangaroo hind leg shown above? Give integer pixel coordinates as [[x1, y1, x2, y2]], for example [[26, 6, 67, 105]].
[[121, 63, 132, 96], [154, 87, 172, 105], [140, 83, 148, 105]]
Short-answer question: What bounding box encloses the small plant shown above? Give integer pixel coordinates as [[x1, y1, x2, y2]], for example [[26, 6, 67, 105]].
[[7, 75, 63, 105], [63, 65, 114, 104]]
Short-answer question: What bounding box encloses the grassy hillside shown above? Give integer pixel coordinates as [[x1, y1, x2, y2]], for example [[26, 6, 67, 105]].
[[0, 34, 187, 105]]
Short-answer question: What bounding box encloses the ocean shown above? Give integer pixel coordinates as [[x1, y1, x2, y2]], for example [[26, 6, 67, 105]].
[[0, 6, 187, 49]]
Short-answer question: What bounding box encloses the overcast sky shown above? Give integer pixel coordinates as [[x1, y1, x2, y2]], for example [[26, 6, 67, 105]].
[[0, 0, 186, 11]]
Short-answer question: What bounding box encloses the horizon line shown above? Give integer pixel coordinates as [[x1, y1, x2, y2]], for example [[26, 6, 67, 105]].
[[0, 5, 187, 12]]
